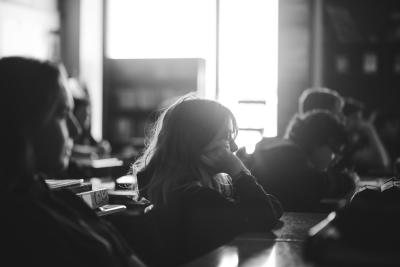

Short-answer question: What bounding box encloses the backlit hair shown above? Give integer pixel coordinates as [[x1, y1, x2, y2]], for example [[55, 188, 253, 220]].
[[299, 87, 345, 115], [131, 94, 238, 206]]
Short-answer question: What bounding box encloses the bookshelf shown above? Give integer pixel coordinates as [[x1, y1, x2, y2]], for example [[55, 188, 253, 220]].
[[103, 58, 204, 152], [322, 0, 400, 112]]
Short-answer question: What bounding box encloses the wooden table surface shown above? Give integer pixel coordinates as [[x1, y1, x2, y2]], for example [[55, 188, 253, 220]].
[[182, 212, 327, 267]]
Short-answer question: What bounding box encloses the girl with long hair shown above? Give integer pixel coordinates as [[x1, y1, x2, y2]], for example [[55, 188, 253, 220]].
[[132, 94, 282, 266]]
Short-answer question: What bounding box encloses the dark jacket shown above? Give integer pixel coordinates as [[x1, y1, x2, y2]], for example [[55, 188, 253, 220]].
[[251, 138, 355, 212], [0, 177, 145, 267], [143, 172, 282, 266]]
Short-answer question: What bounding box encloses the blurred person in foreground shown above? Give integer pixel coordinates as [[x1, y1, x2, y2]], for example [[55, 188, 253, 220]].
[[0, 56, 145, 267]]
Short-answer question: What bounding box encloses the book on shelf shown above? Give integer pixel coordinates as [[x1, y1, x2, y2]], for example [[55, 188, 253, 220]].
[[45, 179, 92, 194], [76, 188, 109, 209]]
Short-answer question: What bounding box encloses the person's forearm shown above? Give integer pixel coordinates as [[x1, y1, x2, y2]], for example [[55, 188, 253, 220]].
[[233, 172, 283, 220], [363, 126, 391, 168]]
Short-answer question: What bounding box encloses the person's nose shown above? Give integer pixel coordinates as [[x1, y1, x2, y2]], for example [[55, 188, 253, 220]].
[[229, 138, 238, 152], [68, 113, 82, 140]]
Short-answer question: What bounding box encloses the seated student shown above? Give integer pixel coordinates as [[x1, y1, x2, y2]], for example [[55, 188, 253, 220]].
[[131, 94, 283, 266], [252, 110, 357, 212], [374, 109, 400, 172], [281, 87, 345, 143], [0, 57, 145, 267], [66, 78, 120, 179], [68, 77, 111, 160], [292, 87, 390, 175], [341, 97, 391, 175]]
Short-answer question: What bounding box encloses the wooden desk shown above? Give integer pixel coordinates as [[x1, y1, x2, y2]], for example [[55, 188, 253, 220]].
[[182, 212, 326, 267]]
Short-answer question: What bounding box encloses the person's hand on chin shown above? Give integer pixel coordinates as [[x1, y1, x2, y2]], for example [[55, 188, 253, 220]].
[[201, 142, 248, 180]]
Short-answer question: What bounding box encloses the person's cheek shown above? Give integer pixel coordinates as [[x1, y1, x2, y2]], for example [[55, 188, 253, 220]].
[[223, 140, 230, 150]]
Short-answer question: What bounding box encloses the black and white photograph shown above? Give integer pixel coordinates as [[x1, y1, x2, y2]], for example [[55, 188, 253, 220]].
[[1, 0, 400, 266]]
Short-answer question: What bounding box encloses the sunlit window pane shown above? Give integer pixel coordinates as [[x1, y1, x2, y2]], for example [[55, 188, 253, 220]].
[[107, 0, 216, 59], [219, 0, 278, 151], [106, 0, 278, 151], [106, 0, 216, 98]]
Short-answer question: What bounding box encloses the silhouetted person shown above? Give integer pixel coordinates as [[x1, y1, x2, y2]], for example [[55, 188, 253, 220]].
[[374, 109, 400, 172], [291, 87, 390, 175], [69, 77, 111, 159], [0, 57, 145, 267], [341, 97, 390, 174], [131, 94, 282, 266], [252, 110, 357, 212]]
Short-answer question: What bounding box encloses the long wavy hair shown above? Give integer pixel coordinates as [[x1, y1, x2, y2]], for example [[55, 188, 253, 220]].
[[131, 94, 238, 206]]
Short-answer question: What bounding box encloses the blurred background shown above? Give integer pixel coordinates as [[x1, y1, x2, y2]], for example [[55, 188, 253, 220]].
[[2, 0, 400, 177]]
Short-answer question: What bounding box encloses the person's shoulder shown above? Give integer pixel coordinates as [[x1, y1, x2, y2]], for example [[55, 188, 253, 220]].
[[252, 139, 310, 176], [255, 137, 288, 150], [254, 138, 303, 159], [255, 137, 301, 153]]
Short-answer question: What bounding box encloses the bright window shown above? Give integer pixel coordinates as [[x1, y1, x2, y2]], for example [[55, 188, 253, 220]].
[[106, 0, 278, 152], [0, 1, 59, 60], [219, 0, 278, 153]]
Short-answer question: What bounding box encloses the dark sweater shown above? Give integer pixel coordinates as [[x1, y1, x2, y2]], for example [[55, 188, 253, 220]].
[[251, 138, 355, 212], [0, 177, 145, 267], [145, 172, 283, 266]]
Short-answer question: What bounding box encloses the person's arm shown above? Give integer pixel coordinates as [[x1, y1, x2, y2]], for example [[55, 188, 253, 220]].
[[182, 181, 282, 250], [232, 170, 283, 225], [191, 141, 282, 235], [351, 120, 391, 171], [325, 168, 358, 199], [201, 142, 282, 219]]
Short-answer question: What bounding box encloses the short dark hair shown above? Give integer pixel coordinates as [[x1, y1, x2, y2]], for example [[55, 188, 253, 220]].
[[286, 110, 347, 155], [299, 87, 344, 114]]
